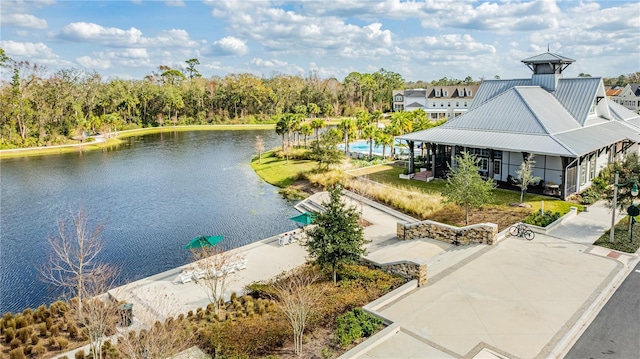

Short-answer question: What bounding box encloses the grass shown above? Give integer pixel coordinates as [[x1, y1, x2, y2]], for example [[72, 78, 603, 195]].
[[594, 216, 640, 253], [250, 151, 318, 188], [358, 165, 581, 215]]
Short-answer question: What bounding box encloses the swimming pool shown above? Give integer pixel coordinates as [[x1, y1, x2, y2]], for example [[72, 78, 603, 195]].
[[338, 140, 386, 156]]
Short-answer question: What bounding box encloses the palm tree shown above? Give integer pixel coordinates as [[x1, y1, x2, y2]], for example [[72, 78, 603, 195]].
[[371, 110, 383, 128], [384, 124, 401, 158], [338, 119, 357, 156], [299, 123, 312, 148], [375, 131, 393, 159], [411, 108, 429, 131], [310, 118, 325, 140], [355, 110, 370, 138], [363, 124, 378, 159], [390, 111, 412, 135]]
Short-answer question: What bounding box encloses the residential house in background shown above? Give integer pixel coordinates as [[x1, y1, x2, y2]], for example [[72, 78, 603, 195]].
[[397, 52, 640, 199], [393, 85, 479, 120], [611, 83, 640, 114]]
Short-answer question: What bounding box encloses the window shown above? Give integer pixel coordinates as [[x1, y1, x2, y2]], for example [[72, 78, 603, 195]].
[[440, 103, 444, 107], [479, 158, 489, 172], [493, 160, 501, 175], [433, 102, 436, 107], [394, 95, 403, 102], [589, 155, 596, 180], [468, 90, 472, 96], [435, 90, 440, 97], [464, 101, 468, 107], [580, 160, 587, 185], [443, 90, 448, 96], [456, 101, 459, 107], [447, 102, 451, 107], [493, 150, 502, 159]]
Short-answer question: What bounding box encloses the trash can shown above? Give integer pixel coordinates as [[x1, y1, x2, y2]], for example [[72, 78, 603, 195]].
[[119, 303, 133, 327]]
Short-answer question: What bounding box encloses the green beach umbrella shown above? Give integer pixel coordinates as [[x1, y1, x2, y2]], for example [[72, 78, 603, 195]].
[[184, 235, 224, 249], [289, 212, 316, 225]]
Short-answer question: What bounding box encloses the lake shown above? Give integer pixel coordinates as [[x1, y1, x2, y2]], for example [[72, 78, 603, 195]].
[[0, 130, 300, 314]]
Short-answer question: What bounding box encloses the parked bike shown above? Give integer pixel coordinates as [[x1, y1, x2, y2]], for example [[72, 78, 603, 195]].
[[508, 222, 535, 240]]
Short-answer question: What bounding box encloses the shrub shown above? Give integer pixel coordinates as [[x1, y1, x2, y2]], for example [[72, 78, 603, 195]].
[[10, 337, 22, 349], [335, 311, 362, 347], [31, 333, 40, 345], [33, 343, 47, 355], [50, 323, 59, 336], [5, 326, 16, 343], [8, 347, 25, 359], [14, 315, 27, 329], [15, 327, 29, 343], [58, 336, 70, 350], [75, 349, 85, 359], [39, 322, 47, 336], [335, 308, 383, 348], [522, 210, 561, 227], [68, 323, 78, 339]]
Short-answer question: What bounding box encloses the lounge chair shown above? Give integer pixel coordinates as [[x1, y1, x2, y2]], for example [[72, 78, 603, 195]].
[[236, 258, 248, 270]]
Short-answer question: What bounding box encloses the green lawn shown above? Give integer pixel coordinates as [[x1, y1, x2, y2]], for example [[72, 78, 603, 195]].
[[355, 165, 581, 215], [250, 151, 318, 188], [594, 216, 640, 253]]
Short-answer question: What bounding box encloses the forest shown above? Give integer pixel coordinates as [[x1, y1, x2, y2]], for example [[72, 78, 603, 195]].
[[1, 47, 637, 149]]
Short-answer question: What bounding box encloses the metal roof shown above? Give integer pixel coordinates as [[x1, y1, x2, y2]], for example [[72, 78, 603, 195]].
[[554, 121, 640, 156], [554, 77, 601, 125], [608, 100, 639, 121], [399, 128, 575, 156], [406, 102, 424, 108], [441, 87, 579, 135], [521, 52, 576, 64], [470, 79, 531, 110]]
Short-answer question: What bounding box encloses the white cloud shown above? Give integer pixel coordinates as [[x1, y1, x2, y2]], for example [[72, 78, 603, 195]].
[[209, 37, 249, 56], [77, 56, 112, 70], [1, 13, 48, 29], [58, 22, 201, 48], [0, 40, 55, 57], [59, 22, 143, 46], [250, 57, 304, 73]]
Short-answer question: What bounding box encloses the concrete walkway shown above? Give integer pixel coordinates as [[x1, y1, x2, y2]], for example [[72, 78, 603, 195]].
[[344, 201, 639, 359]]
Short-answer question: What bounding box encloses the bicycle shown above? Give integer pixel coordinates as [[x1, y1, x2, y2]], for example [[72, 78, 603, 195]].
[[508, 222, 535, 240]]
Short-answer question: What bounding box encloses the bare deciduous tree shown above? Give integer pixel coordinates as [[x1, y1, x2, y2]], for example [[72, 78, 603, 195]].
[[40, 208, 105, 317], [74, 265, 120, 359], [516, 154, 541, 203], [40, 208, 121, 359], [272, 266, 321, 356], [190, 246, 242, 316]]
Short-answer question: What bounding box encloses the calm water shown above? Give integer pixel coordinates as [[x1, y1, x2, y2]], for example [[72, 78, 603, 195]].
[[0, 130, 300, 313]]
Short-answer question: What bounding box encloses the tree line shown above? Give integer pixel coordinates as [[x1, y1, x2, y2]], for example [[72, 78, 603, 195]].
[[2, 45, 637, 150], [0, 48, 404, 149]]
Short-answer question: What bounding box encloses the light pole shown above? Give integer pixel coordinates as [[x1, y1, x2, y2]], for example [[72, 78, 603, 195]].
[[609, 172, 639, 243]]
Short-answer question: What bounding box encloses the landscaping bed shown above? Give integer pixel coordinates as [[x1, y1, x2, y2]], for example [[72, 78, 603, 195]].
[[594, 216, 640, 253]]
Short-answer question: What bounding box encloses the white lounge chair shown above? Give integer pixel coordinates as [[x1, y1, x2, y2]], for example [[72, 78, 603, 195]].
[[236, 258, 248, 270], [278, 235, 289, 246], [177, 270, 193, 284]]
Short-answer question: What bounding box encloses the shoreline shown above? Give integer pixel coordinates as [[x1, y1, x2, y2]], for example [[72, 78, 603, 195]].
[[0, 124, 275, 159]]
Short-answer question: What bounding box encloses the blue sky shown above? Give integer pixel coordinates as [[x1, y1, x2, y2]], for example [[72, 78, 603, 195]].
[[1, 0, 639, 82]]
